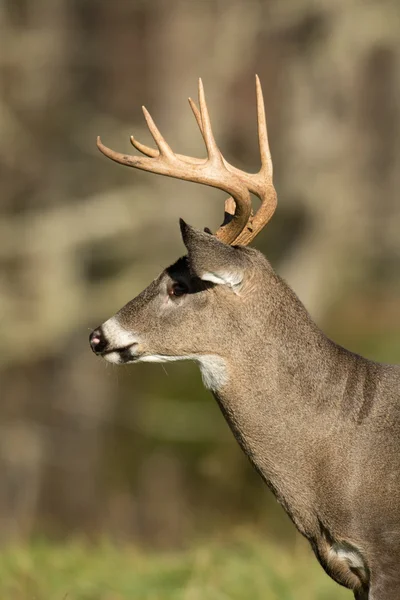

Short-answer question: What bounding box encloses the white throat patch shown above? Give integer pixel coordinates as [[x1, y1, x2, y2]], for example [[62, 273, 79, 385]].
[[140, 354, 228, 391]]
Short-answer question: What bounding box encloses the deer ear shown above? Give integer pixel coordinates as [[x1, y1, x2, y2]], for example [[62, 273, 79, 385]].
[[179, 219, 247, 287]]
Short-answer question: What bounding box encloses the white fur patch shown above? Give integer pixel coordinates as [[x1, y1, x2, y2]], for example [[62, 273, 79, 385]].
[[103, 351, 122, 364], [140, 354, 228, 391], [201, 271, 242, 288], [328, 545, 365, 570], [102, 316, 140, 347]]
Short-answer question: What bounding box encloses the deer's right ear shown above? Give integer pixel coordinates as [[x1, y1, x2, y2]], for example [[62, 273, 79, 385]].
[[179, 219, 248, 288]]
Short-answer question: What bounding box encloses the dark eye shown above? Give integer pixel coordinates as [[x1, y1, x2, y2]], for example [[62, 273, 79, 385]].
[[168, 282, 188, 298]]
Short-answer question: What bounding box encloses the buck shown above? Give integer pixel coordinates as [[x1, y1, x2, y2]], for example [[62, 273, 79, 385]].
[[89, 77, 400, 599]]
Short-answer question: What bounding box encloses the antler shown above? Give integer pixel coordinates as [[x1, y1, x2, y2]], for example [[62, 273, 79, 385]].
[[97, 76, 277, 246]]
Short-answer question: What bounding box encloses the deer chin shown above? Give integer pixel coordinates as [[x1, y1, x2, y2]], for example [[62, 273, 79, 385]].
[[102, 351, 123, 365], [139, 354, 228, 391]]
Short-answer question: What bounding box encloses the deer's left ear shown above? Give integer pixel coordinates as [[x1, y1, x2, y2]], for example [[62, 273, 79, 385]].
[[179, 219, 248, 288]]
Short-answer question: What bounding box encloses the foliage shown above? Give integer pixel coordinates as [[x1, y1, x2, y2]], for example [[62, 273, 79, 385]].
[[0, 533, 351, 600]]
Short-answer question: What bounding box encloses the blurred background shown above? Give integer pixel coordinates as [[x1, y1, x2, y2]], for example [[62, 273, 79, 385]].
[[0, 0, 399, 597]]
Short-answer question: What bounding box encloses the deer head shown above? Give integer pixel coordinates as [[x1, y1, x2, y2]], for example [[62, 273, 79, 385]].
[[89, 76, 278, 389]]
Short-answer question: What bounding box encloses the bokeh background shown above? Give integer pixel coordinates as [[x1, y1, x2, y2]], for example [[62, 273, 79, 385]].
[[1, 0, 399, 597]]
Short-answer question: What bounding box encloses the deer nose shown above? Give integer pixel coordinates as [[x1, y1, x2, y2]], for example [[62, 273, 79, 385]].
[[89, 328, 108, 354]]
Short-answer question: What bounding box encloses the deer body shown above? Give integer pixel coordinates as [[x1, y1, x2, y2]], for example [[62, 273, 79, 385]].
[[90, 78, 400, 599]]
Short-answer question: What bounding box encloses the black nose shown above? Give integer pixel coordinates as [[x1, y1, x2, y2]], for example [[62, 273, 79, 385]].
[[89, 328, 108, 354]]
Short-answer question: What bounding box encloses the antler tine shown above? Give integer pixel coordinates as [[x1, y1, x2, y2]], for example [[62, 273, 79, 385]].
[[188, 97, 202, 132], [255, 74, 273, 178], [130, 134, 158, 158], [141, 106, 175, 160], [194, 79, 252, 237], [197, 78, 222, 163], [231, 76, 277, 246], [189, 96, 236, 220]]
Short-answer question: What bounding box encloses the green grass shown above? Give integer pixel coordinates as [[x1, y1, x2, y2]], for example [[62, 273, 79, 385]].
[[0, 533, 351, 600]]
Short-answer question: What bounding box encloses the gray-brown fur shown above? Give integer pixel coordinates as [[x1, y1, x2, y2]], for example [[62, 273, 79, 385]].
[[90, 221, 400, 599]]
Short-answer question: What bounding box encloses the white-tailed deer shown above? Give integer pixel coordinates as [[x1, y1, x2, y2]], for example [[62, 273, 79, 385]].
[[90, 77, 400, 599]]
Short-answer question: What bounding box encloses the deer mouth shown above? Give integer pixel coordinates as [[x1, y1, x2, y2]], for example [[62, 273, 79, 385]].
[[102, 343, 140, 364]]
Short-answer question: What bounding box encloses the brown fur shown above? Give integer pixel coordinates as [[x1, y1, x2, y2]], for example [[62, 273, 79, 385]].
[[91, 223, 400, 599]]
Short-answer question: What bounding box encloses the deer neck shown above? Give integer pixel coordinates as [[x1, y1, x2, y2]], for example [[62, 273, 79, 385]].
[[209, 274, 345, 532]]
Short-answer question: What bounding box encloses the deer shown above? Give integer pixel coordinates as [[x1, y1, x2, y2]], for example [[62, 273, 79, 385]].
[[89, 76, 400, 600]]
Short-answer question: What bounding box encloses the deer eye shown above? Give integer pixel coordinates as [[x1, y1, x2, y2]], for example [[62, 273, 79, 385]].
[[168, 282, 188, 298]]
